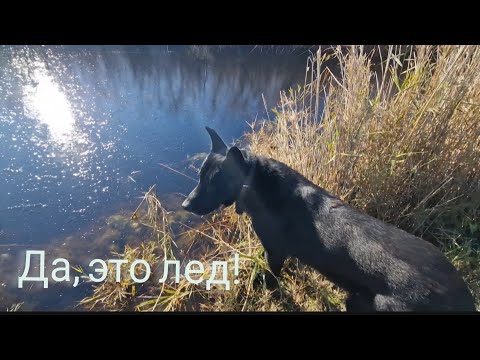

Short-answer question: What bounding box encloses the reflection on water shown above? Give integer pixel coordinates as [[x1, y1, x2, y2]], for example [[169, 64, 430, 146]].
[[23, 67, 76, 143], [0, 45, 309, 310]]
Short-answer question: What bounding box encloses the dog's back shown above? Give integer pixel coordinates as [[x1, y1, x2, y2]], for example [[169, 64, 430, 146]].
[[312, 194, 475, 310], [242, 155, 476, 311]]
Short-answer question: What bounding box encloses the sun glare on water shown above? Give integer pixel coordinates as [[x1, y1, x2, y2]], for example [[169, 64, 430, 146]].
[[23, 68, 76, 143]]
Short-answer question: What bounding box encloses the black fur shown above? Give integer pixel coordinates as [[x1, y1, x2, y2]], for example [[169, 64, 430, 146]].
[[182, 127, 476, 312]]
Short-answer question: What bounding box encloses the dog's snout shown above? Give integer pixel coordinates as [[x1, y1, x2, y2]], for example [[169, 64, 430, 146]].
[[182, 198, 192, 211], [183, 185, 200, 213]]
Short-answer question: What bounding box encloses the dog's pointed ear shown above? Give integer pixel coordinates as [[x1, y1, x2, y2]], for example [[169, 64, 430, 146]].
[[206, 127, 227, 155], [226, 146, 246, 170]]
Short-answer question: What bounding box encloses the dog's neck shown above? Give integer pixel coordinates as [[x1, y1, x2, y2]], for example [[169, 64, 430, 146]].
[[234, 153, 318, 216], [235, 157, 256, 215], [235, 154, 286, 216], [235, 166, 255, 215]]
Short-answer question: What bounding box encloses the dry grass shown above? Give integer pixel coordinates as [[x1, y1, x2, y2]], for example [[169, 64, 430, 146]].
[[78, 186, 170, 310], [6, 303, 23, 312], [250, 45, 479, 234], [81, 45, 480, 311], [81, 188, 346, 311], [77, 241, 160, 310]]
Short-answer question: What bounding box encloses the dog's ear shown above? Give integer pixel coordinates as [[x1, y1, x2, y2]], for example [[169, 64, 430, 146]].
[[205, 127, 227, 155], [226, 146, 246, 171]]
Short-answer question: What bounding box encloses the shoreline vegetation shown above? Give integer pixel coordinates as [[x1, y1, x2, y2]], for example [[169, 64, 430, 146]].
[[80, 45, 479, 312]]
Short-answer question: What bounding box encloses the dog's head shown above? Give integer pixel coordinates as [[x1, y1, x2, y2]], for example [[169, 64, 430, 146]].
[[182, 127, 247, 215]]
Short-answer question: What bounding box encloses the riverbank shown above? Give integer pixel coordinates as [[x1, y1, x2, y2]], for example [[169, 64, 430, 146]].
[[81, 45, 480, 311]]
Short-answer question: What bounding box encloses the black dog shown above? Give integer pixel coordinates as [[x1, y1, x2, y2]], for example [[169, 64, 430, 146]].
[[182, 127, 476, 311]]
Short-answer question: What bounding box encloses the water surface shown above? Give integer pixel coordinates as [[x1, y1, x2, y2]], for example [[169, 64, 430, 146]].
[[0, 45, 310, 310]]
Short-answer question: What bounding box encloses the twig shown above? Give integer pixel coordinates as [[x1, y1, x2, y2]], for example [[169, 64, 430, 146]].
[[158, 163, 197, 182]]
